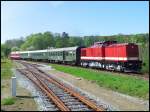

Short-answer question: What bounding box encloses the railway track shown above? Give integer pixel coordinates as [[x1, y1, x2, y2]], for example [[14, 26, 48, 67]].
[[17, 61, 106, 111]]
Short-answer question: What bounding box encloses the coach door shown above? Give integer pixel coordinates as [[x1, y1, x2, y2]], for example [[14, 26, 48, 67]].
[[63, 51, 65, 61]]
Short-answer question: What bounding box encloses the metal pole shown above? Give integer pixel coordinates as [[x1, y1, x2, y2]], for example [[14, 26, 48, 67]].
[[11, 77, 16, 97]]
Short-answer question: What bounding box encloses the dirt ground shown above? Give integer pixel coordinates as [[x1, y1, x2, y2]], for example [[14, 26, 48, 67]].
[[45, 69, 149, 111], [1, 79, 37, 111]]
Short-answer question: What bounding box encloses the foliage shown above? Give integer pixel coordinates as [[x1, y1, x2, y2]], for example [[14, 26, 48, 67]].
[[140, 43, 149, 73], [1, 44, 11, 58], [11, 46, 20, 51], [5, 37, 25, 48], [21, 32, 54, 50], [1, 32, 149, 73], [50, 64, 149, 99]]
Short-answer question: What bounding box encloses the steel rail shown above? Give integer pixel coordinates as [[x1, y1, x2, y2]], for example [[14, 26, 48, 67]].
[[18, 61, 105, 111], [27, 66, 105, 111], [18, 69, 70, 111]]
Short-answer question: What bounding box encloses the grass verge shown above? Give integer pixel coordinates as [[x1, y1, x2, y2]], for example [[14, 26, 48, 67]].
[[1, 97, 16, 105], [50, 64, 149, 100], [1, 58, 13, 79]]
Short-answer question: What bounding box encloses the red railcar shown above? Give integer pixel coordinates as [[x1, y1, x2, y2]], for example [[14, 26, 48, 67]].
[[81, 41, 142, 72], [10, 52, 21, 60]]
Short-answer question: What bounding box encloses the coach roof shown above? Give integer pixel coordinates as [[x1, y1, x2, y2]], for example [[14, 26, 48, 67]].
[[17, 46, 79, 54]]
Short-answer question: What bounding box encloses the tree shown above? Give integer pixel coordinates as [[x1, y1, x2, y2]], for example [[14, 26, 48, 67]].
[[21, 35, 35, 50], [68, 37, 82, 47], [43, 31, 55, 48], [20, 32, 55, 50], [5, 37, 25, 48], [11, 46, 20, 51], [1, 44, 11, 58], [62, 32, 69, 38], [55, 36, 63, 48], [83, 36, 95, 47]]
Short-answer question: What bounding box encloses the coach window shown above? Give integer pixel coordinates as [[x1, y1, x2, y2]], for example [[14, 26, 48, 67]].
[[55, 52, 57, 56], [73, 52, 75, 56], [66, 52, 68, 56]]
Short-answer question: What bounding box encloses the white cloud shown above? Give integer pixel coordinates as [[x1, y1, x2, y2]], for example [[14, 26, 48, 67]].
[[49, 1, 64, 7]]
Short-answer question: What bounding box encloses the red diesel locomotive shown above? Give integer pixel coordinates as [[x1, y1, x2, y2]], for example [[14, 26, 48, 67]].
[[80, 41, 142, 72]]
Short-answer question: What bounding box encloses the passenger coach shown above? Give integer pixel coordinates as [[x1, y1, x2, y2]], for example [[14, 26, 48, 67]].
[[12, 46, 83, 65]]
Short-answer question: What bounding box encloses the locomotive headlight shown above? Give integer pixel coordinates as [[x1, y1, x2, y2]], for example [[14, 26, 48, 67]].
[[129, 63, 132, 65]]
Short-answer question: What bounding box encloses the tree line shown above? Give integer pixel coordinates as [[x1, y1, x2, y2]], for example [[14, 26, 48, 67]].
[[1, 31, 149, 73]]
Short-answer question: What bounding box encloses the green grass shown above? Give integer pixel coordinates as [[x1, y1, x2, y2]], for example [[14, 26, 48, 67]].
[[141, 55, 149, 73], [1, 97, 16, 105], [141, 43, 149, 73], [1, 58, 13, 79], [50, 64, 149, 99]]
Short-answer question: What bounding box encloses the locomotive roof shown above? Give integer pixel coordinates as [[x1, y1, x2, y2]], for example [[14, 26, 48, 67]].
[[10, 51, 20, 54], [108, 43, 136, 47], [17, 46, 79, 54], [89, 42, 137, 48]]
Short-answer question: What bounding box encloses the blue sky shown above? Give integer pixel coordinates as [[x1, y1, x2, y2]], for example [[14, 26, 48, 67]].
[[1, 1, 149, 43]]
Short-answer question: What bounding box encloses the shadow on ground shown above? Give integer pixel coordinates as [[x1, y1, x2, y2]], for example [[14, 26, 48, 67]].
[[16, 95, 38, 99]]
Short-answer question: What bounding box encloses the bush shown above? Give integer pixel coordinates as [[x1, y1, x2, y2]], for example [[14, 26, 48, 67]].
[[1, 97, 15, 105]]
